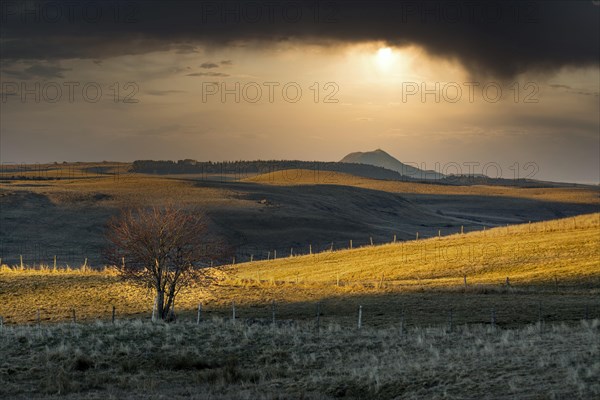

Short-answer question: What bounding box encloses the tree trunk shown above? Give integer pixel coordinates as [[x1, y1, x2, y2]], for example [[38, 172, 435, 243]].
[[164, 285, 177, 321], [154, 290, 165, 321]]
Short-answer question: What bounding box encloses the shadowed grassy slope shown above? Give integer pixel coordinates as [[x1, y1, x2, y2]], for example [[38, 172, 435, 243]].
[[245, 169, 600, 205]]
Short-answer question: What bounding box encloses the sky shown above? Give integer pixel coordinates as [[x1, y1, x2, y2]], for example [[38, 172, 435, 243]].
[[1, 0, 599, 183]]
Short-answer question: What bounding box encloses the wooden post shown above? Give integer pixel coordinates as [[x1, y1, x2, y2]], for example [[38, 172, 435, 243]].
[[309, 244, 312, 255], [416, 232, 419, 240], [538, 302, 543, 333], [357, 305, 363, 329], [232, 301, 236, 322], [350, 239, 353, 249], [370, 237, 373, 246], [83, 258, 88, 269], [290, 248, 293, 257], [330, 242, 334, 251], [197, 303, 202, 324], [463, 275, 467, 288], [399, 309, 404, 335], [379, 273, 384, 289], [0, 316, 3, 332], [274, 250, 277, 259], [271, 300, 276, 324], [267, 251, 271, 260], [460, 225, 464, 234], [72, 308, 76, 324], [53, 255, 57, 269], [250, 254, 253, 262], [232, 257, 235, 265], [438, 230, 441, 238], [20, 255, 23, 269], [315, 302, 321, 334], [393, 234, 397, 243]]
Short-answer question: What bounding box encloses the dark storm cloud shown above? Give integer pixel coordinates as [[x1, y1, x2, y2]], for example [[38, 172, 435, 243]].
[[2, 63, 71, 79], [1, 0, 598, 78]]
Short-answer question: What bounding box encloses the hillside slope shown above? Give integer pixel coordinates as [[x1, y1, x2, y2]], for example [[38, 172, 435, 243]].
[[245, 169, 600, 205], [228, 213, 600, 288]]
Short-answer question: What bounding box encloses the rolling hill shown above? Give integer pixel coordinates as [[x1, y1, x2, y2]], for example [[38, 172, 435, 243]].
[[340, 149, 445, 180]]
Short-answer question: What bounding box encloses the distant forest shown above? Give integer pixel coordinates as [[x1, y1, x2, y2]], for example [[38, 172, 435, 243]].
[[131, 159, 408, 181]]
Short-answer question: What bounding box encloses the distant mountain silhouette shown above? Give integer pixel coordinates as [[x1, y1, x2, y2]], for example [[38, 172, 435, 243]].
[[340, 149, 445, 180]]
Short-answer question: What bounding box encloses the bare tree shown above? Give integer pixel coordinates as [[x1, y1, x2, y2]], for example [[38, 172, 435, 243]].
[[105, 205, 226, 321]]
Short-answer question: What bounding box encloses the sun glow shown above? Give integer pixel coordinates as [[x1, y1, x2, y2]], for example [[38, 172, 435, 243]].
[[376, 47, 395, 70]]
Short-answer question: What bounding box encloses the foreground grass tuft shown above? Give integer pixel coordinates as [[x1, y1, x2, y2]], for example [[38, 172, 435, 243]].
[[0, 319, 598, 399]]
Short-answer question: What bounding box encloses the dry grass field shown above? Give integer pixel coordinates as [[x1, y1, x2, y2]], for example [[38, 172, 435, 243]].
[[246, 169, 600, 205], [1, 213, 598, 328], [0, 318, 598, 399], [1, 175, 599, 398]]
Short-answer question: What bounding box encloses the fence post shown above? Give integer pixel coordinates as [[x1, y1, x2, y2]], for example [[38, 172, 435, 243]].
[[274, 250, 277, 259], [20, 255, 23, 269], [197, 303, 202, 324], [370, 237, 373, 246], [463, 275, 467, 288], [271, 300, 276, 324], [250, 254, 253, 262], [416, 232, 419, 240], [357, 305, 363, 330], [438, 229, 441, 238], [315, 302, 321, 334], [350, 239, 353, 249], [538, 302, 543, 332], [267, 251, 271, 260], [393, 234, 397, 243], [0, 316, 3, 332], [72, 308, 76, 324], [290, 248, 293, 257], [399, 309, 404, 335], [585, 305, 589, 321], [112, 306, 116, 324], [460, 225, 464, 234], [53, 255, 57, 269]]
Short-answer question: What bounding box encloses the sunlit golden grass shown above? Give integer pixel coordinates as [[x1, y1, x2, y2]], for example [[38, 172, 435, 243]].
[[229, 212, 600, 287], [245, 169, 600, 204], [0, 174, 235, 208], [1, 214, 598, 326]]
